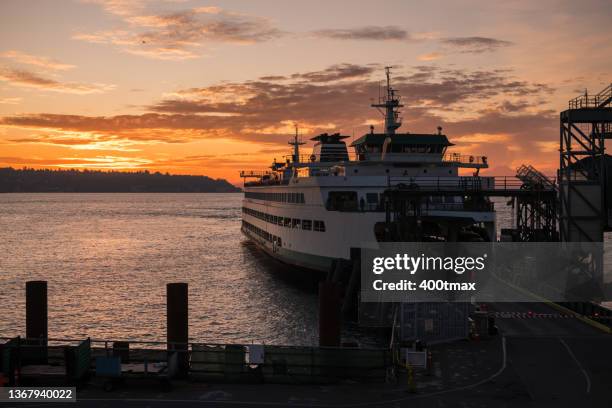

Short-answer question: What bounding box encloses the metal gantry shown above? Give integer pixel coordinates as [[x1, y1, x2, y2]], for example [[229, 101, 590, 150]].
[[513, 165, 558, 242], [559, 83, 612, 242]]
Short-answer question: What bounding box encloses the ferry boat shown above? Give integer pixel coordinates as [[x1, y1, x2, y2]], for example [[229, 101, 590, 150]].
[[240, 68, 495, 272]]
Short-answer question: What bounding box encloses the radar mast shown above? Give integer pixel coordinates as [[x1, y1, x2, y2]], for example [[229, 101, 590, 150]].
[[288, 123, 305, 163], [372, 67, 404, 137]]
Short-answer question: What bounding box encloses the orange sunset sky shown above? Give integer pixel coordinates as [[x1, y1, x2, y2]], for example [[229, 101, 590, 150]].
[[1, 0, 611, 185]]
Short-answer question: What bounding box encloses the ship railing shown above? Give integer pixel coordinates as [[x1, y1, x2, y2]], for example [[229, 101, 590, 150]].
[[326, 199, 495, 213], [442, 153, 488, 166], [240, 170, 273, 178], [285, 153, 356, 163], [284, 152, 487, 167], [244, 178, 289, 187], [388, 175, 557, 192]]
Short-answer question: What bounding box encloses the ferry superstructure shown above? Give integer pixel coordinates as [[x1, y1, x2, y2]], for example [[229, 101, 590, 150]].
[[240, 68, 495, 272]]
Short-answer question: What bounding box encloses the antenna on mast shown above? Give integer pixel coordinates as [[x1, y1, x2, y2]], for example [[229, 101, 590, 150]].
[[371, 66, 404, 137], [288, 122, 305, 164]]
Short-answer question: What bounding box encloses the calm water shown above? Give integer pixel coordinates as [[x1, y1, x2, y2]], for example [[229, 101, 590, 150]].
[[0, 193, 325, 345], [0, 194, 609, 344]]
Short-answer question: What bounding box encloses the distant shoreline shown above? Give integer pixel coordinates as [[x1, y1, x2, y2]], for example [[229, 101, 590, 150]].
[[0, 167, 242, 193], [0, 191, 243, 193]]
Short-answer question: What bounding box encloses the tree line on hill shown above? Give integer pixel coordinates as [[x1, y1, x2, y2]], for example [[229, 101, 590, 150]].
[[0, 167, 241, 193]]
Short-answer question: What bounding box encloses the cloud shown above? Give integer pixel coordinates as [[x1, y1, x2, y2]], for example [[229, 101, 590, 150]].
[[75, 5, 282, 60], [0, 50, 75, 71], [80, 0, 145, 17], [7, 131, 141, 151], [0, 63, 561, 178], [290, 63, 376, 83], [0, 97, 22, 105], [1, 64, 557, 161], [0, 67, 114, 94], [440, 36, 513, 53], [0, 154, 152, 168], [311, 26, 409, 41], [418, 52, 443, 61]]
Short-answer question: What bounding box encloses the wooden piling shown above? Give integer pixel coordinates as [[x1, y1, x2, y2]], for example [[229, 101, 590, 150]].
[[319, 281, 341, 347], [167, 282, 189, 377], [342, 248, 361, 320], [26, 281, 47, 341]]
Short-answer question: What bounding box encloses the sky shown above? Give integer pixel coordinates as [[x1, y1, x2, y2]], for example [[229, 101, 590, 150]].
[[0, 0, 611, 184]]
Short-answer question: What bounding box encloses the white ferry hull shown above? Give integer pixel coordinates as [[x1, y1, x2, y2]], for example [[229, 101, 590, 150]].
[[241, 226, 333, 272], [241, 176, 496, 274]]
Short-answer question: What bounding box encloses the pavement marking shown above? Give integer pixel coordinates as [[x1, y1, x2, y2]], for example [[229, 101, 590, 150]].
[[492, 311, 575, 319], [491, 274, 612, 334], [559, 338, 591, 394]]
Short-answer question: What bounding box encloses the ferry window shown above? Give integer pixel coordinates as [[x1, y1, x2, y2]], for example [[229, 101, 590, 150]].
[[313, 220, 326, 232], [300, 193, 305, 203], [302, 219, 312, 230], [366, 193, 378, 204], [327, 191, 358, 211], [292, 218, 300, 229], [283, 217, 291, 227]]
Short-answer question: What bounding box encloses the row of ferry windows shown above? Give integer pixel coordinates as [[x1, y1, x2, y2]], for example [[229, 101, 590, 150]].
[[242, 207, 326, 232], [244, 191, 305, 204], [242, 220, 282, 247]]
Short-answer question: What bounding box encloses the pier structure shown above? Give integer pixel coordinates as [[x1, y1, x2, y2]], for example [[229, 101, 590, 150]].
[[559, 83, 612, 242], [368, 85, 612, 344], [381, 83, 612, 244]]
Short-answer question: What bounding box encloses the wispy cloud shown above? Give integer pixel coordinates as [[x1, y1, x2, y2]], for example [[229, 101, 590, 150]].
[[311, 26, 410, 41], [80, 0, 145, 17], [0, 97, 22, 105], [0, 50, 75, 71], [0, 154, 153, 169], [440, 36, 513, 53], [0, 67, 114, 94], [259, 63, 377, 83], [75, 4, 282, 60], [417, 52, 443, 61]]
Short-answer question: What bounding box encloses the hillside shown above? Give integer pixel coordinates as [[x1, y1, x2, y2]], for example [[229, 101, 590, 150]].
[[0, 168, 241, 193]]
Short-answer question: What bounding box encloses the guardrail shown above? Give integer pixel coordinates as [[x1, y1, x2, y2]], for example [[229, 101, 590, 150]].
[[0, 336, 392, 384], [569, 83, 612, 109]]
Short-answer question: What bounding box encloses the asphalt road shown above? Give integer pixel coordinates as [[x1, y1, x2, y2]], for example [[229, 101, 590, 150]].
[[488, 302, 612, 407]]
